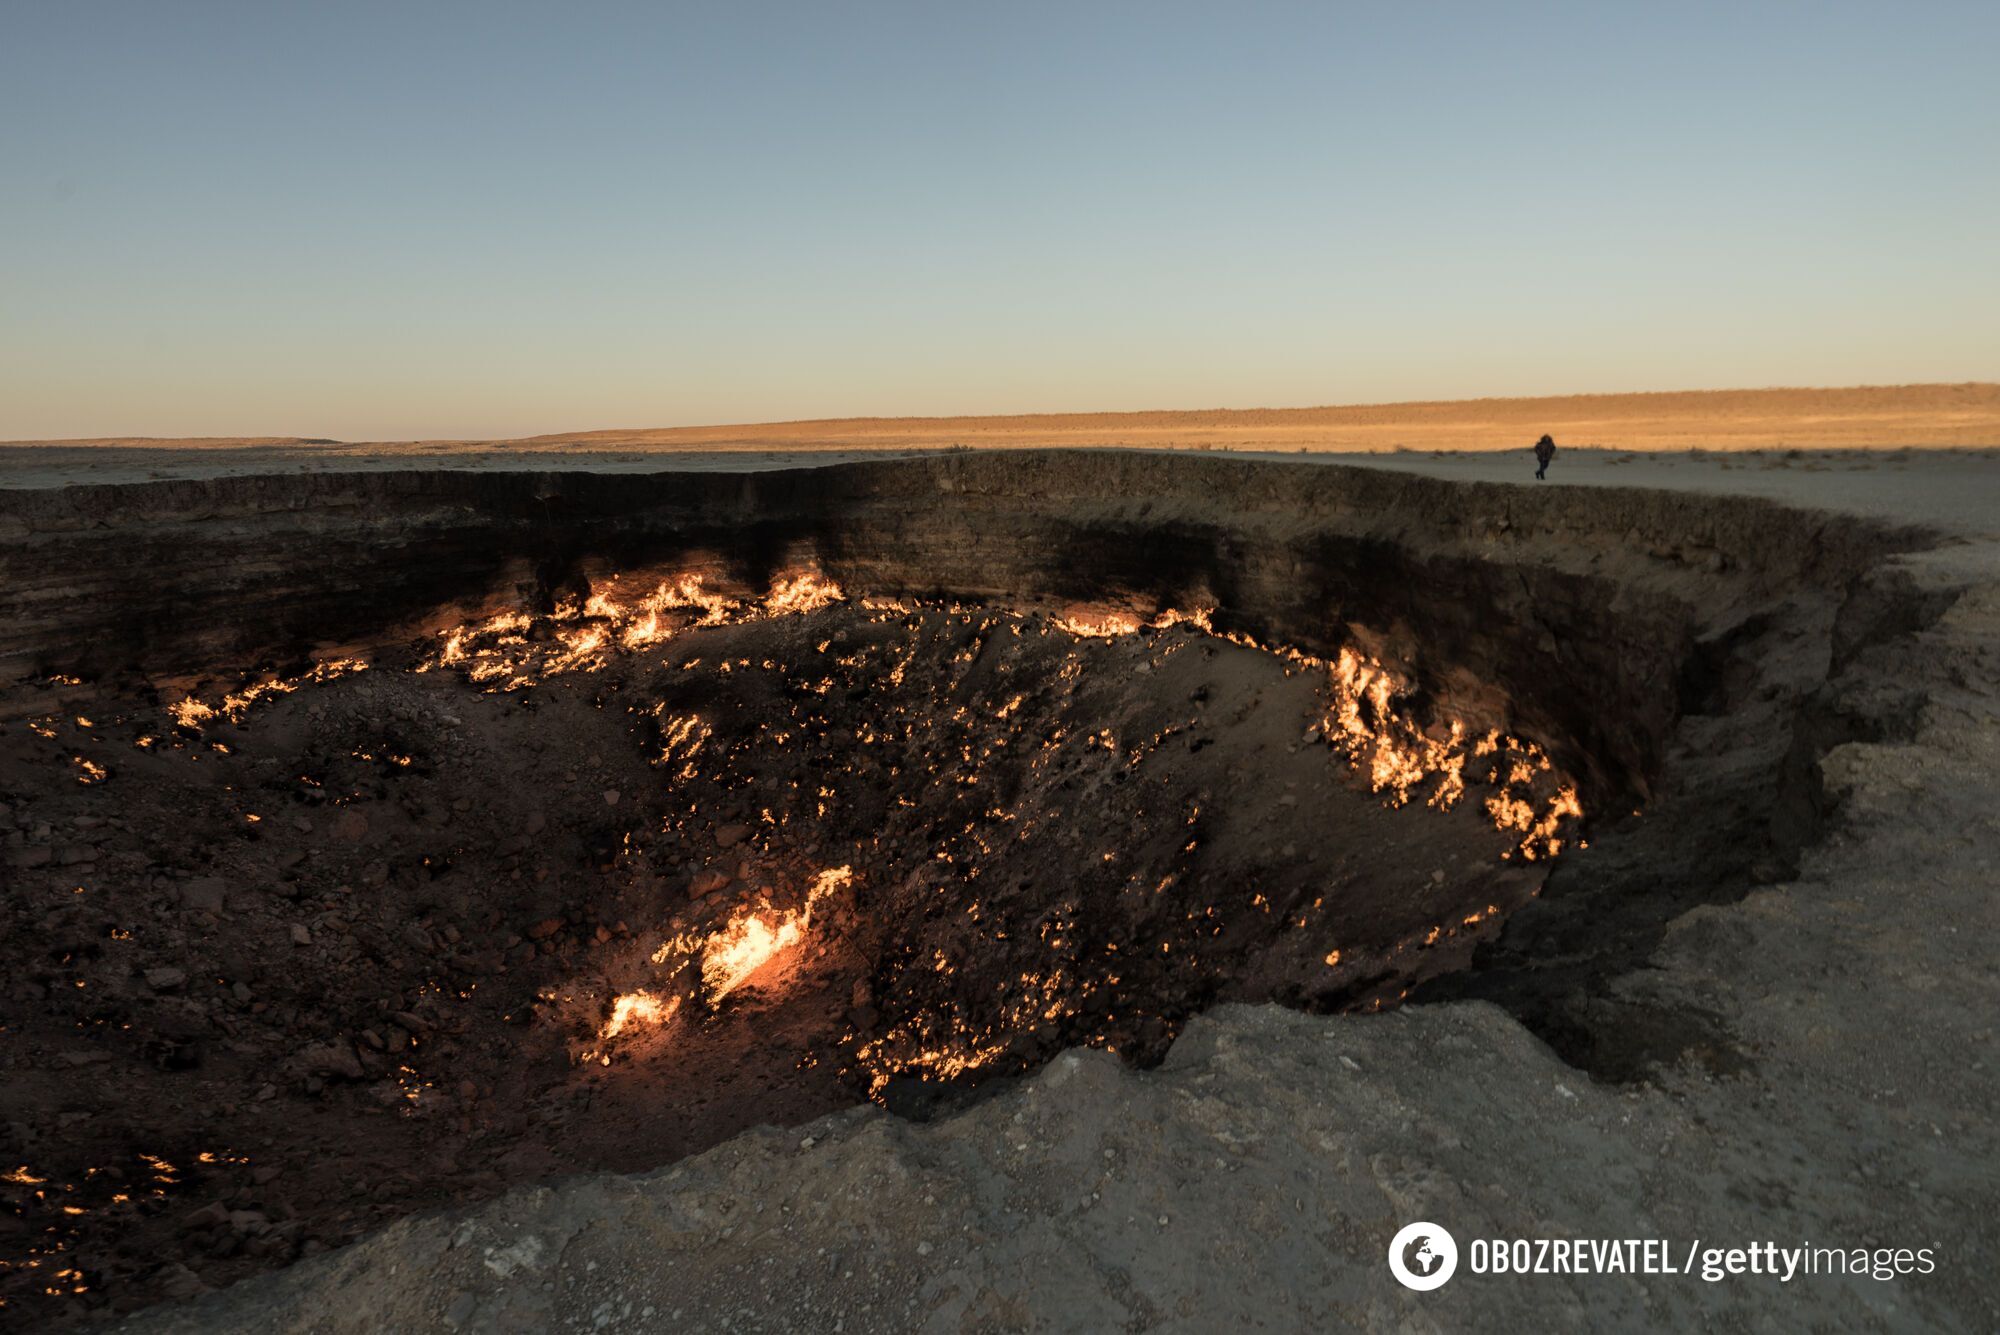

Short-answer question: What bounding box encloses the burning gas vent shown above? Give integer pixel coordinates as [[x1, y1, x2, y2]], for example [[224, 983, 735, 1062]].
[[5, 448, 1924, 1327]]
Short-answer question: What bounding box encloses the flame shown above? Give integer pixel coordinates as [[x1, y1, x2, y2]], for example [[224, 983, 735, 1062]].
[[617, 574, 738, 650], [701, 912, 806, 999], [701, 866, 852, 1000], [603, 990, 677, 1040], [167, 698, 216, 729], [763, 570, 846, 616], [1325, 648, 1472, 810], [633, 865, 854, 1011], [1055, 609, 1142, 638], [165, 659, 368, 732], [653, 709, 712, 774], [1030, 603, 1584, 858], [1053, 605, 1213, 639], [422, 567, 846, 690]]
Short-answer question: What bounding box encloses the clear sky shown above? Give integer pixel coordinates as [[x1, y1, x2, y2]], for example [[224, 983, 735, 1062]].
[[3, 1, 1995, 440]]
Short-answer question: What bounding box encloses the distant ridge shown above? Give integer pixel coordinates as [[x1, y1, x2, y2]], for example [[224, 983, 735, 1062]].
[[10, 383, 1997, 453]]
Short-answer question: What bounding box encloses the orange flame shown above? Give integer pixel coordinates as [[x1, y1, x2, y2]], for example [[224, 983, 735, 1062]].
[[165, 659, 369, 731], [423, 567, 846, 690], [638, 866, 855, 1007], [602, 991, 676, 1040]]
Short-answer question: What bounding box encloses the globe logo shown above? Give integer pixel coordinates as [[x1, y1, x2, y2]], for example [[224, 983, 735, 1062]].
[[1387, 1221, 1458, 1291]]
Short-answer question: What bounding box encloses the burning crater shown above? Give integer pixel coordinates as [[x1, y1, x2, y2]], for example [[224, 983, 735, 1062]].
[[0, 454, 1921, 1323], [424, 571, 1581, 1087]]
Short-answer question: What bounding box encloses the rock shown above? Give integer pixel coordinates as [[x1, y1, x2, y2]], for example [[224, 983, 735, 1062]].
[[523, 811, 547, 835], [288, 923, 312, 947], [145, 966, 188, 991], [178, 1201, 229, 1233], [6, 846, 52, 869], [689, 867, 732, 898], [333, 809, 369, 842], [155, 1262, 206, 1300], [526, 917, 564, 941], [295, 1041, 365, 1081], [56, 844, 95, 865], [602, 789, 621, 807], [443, 1291, 478, 1328], [714, 823, 752, 849], [226, 1209, 271, 1236], [182, 877, 228, 913]]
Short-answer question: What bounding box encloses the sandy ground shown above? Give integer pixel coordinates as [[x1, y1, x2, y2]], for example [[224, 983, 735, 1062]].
[[7, 383, 1997, 461], [1305, 447, 2000, 538]]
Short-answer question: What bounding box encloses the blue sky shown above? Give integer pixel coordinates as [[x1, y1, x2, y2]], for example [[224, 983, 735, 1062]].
[[3, 1, 1995, 439]]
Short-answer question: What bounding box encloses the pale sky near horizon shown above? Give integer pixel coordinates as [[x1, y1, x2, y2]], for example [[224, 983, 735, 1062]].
[[3, 1, 1996, 441]]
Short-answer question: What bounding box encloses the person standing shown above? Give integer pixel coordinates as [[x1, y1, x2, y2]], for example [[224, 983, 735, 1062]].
[[1533, 434, 1557, 480]]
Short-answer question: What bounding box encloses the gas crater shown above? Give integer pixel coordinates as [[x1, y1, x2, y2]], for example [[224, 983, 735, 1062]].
[[0, 452, 1933, 1324]]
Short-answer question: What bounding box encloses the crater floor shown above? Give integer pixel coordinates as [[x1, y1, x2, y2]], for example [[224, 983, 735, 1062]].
[[0, 582, 1578, 1325]]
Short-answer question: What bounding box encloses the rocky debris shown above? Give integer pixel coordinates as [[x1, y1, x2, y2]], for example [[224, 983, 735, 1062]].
[[116, 958, 2000, 1334], [145, 966, 188, 991]]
